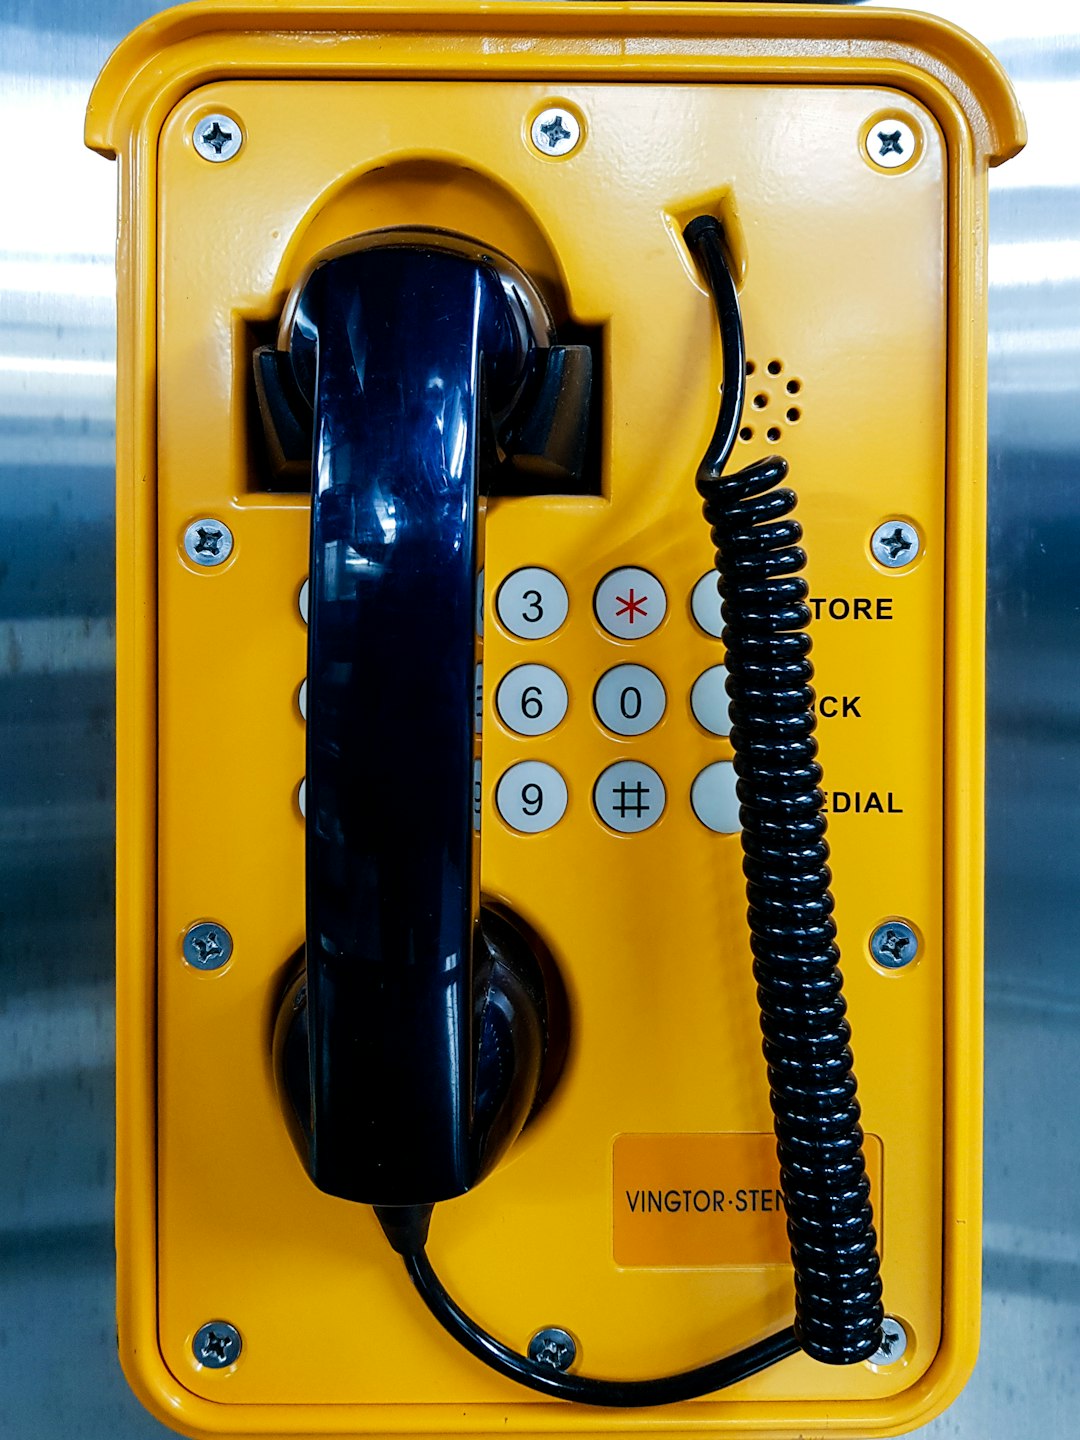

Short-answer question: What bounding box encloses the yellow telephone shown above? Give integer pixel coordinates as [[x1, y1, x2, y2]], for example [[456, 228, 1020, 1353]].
[[88, 3, 1025, 1436]]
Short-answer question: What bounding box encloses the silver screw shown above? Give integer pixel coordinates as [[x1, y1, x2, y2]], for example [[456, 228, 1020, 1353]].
[[870, 520, 920, 569], [867, 1316, 908, 1366], [527, 1327, 577, 1371], [193, 114, 243, 163], [183, 922, 233, 972], [529, 107, 582, 158], [184, 518, 234, 567], [870, 920, 918, 970], [192, 1320, 242, 1368], [864, 118, 917, 171]]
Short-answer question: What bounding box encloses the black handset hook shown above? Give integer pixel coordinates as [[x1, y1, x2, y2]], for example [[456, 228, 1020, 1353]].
[[274, 230, 560, 1205]]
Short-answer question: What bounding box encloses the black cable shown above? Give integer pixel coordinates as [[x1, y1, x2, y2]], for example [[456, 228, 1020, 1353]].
[[684, 215, 883, 1364], [403, 1246, 799, 1406]]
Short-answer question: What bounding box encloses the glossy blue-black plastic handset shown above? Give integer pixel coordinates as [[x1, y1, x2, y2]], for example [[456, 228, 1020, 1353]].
[[265, 231, 588, 1206]]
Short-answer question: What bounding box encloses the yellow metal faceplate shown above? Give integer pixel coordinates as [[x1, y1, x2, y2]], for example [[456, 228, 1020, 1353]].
[[95, 4, 1025, 1437], [158, 70, 940, 1418]]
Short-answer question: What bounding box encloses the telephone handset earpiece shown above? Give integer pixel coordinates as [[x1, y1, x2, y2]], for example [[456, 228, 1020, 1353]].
[[269, 220, 881, 1403]]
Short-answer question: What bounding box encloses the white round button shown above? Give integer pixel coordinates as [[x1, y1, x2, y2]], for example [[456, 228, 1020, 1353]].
[[496, 664, 568, 737], [298, 679, 308, 720], [496, 761, 568, 833], [496, 568, 568, 639], [691, 762, 740, 833], [594, 761, 665, 833], [594, 665, 666, 736], [475, 567, 485, 639], [594, 568, 666, 639], [691, 572, 724, 638], [298, 578, 310, 624], [473, 758, 482, 833], [297, 778, 307, 818], [474, 663, 484, 735], [690, 666, 732, 736]]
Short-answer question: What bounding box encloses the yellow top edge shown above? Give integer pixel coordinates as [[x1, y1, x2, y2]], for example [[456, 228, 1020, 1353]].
[[86, 1, 1025, 163]]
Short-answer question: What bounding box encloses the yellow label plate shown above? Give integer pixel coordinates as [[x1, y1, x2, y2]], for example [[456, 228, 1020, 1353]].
[[614, 1133, 884, 1268]]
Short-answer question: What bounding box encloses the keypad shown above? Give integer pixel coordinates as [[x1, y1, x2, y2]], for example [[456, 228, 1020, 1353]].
[[496, 664, 569, 737], [496, 760, 568, 833], [690, 665, 731, 736], [594, 567, 666, 639], [690, 571, 723, 638], [690, 761, 740, 833], [594, 664, 665, 736], [488, 568, 737, 836], [496, 567, 568, 639], [594, 761, 665, 833]]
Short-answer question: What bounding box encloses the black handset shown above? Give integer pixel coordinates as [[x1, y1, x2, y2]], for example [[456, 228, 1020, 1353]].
[[264, 221, 880, 1404], [264, 231, 587, 1206]]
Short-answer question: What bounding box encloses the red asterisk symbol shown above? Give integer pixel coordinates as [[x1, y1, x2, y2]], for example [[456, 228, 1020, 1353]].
[[615, 589, 648, 624]]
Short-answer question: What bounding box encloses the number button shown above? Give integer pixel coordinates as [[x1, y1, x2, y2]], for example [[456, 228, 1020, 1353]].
[[690, 665, 732, 736], [691, 572, 724, 638], [496, 664, 569, 737], [496, 761, 569, 834], [594, 568, 666, 639], [593, 761, 665, 834], [691, 761, 740, 833], [594, 665, 666, 736], [496, 567, 568, 640]]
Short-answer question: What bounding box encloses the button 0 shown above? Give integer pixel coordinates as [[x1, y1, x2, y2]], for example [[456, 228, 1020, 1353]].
[[594, 665, 666, 736], [594, 761, 665, 834], [496, 664, 569, 737], [691, 572, 724, 638], [691, 762, 740, 833], [594, 568, 666, 639], [496, 568, 568, 639], [496, 761, 568, 833], [690, 666, 731, 736]]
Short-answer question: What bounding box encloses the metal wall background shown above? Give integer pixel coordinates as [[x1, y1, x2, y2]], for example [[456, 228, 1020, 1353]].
[[0, 1, 1075, 1435]]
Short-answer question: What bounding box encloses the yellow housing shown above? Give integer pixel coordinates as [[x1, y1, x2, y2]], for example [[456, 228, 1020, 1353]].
[[88, 4, 1024, 1437]]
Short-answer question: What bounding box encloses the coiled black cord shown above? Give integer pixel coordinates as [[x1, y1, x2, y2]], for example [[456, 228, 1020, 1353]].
[[684, 215, 883, 1364], [380, 214, 880, 1398]]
